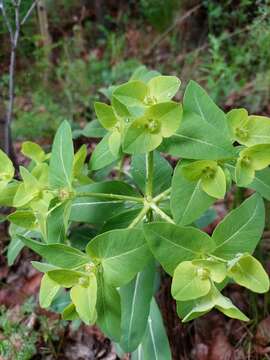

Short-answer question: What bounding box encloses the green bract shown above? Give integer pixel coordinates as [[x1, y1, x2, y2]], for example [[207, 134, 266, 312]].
[[227, 108, 270, 146], [182, 160, 226, 198], [236, 144, 270, 186], [1, 67, 269, 358]]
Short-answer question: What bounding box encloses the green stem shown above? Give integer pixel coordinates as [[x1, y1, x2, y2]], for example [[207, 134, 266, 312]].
[[153, 187, 171, 203], [128, 206, 150, 228], [146, 151, 154, 222], [146, 151, 154, 198], [150, 203, 175, 224], [117, 156, 125, 180], [75, 192, 144, 203]]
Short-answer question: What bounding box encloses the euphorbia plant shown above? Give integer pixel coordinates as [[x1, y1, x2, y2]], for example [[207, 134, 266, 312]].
[[1, 65, 270, 358]]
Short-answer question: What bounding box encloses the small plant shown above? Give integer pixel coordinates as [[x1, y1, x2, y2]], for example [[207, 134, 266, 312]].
[[1, 66, 270, 358]]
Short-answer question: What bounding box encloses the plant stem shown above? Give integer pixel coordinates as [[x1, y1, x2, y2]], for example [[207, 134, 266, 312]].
[[150, 203, 175, 224], [128, 206, 149, 228], [153, 187, 171, 203], [146, 151, 154, 199], [75, 191, 144, 203], [146, 151, 154, 221]]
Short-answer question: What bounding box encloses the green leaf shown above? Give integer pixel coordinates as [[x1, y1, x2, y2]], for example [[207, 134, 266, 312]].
[[7, 225, 32, 266], [86, 228, 151, 287], [184, 80, 230, 139], [201, 166, 226, 199], [130, 65, 160, 83], [227, 164, 270, 200], [192, 259, 227, 283], [171, 261, 211, 301], [0, 149, 14, 182], [120, 261, 156, 352], [212, 194, 265, 259], [19, 235, 90, 268], [31, 261, 59, 272], [47, 201, 71, 243], [73, 145, 87, 179], [108, 129, 121, 157], [123, 102, 182, 154], [73, 120, 107, 139], [130, 151, 172, 196], [70, 273, 97, 325], [215, 294, 249, 322], [112, 80, 148, 116], [240, 144, 270, 171], [182, 160, 226, 199], [182, 160, 217, 181], [227, 108, 249, 141], [123, 118, 162, 154], [161, 112, 235, 160], [62, 303, 79, 321], [132, 299, 172, 360], [48, 269, 86, 288], [8, 210, 37, 230], [228, 111, 270, 146], [21, 141, 46, 163], [20, 166, 40, 189], [228, 254, 269, 293], [178, 286, 249, 322], [243, 115, 270, 146], [39, 274, 60, 309], [0, 181, 19, 206], [49, 120, 74, 189], [94, 102, 118, 130], [235, 158, 254, 187], [171, 162, 215, 225], [102, 208, 143, 232], [249, 167, 270, 200], [96, 272, 121, 341], [70, 181, 138, 225], [147, 75, 180, 103], [89, 133, 119, 170], [143, 222, 215, 275]]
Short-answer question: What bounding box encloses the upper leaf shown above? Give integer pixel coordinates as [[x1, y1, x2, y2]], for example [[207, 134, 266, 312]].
[[184, 80, 230, 139], [94, 102, 118, 130], [161, 112, 236, 160], [89, 133, 119, 171], [49, 121, 74, 189], [21, 141, 47, 164], [147, 75, 181, 103], [123, 102, 182, 154], [0, 149, 14, 183]]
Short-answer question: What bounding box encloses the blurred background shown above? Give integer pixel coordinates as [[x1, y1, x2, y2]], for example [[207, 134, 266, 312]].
[[1, 1, 270, 359], [1, 0, 270, 142]]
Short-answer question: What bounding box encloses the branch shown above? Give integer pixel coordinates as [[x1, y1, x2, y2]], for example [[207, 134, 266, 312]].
[[21, 0, 37, 26], [144, 4, 202, 56], [0, 0, 14, 42], [0, 0, 36, 154]]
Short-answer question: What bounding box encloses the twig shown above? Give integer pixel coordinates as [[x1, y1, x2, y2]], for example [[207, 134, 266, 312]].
[[21, 0, 37, 26], [144, 4, 202, 56], [0, 0, 36, 154]]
